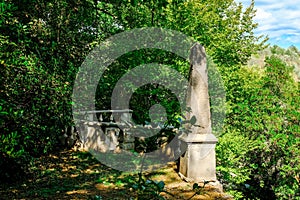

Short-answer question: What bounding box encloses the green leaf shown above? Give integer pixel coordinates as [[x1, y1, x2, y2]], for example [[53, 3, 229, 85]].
[[193, 183, 199, 190], [157, 181, 165, 191]]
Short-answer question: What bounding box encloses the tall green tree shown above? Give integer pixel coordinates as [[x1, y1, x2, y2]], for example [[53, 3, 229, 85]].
[[0, 0, 118, 169], [94, 0, 267, 127], [104, 0, 267, 68]]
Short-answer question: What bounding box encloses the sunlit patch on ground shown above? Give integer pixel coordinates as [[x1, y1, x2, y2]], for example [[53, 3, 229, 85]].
[[0, 149, 233, 199]]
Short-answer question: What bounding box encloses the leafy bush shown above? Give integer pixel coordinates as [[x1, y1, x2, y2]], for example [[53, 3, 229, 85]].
[[0, 0, 76, 178], [217, 56, 300, 199]]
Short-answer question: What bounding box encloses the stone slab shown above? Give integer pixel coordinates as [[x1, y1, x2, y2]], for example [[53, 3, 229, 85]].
[[179, 140, 217, 182]]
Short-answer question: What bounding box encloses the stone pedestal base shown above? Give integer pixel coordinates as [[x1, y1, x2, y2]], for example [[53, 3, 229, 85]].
[[179, 133, 218, 182]]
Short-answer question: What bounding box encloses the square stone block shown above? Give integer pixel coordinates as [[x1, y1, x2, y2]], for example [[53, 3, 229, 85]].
[[179, 133, 217, 182]]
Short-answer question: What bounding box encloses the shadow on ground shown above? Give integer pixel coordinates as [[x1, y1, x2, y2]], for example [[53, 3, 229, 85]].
[[0, 149, 232, 200]]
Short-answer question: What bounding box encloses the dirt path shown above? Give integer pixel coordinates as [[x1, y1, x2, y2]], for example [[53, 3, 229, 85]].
[[0, 150, 233, 200]]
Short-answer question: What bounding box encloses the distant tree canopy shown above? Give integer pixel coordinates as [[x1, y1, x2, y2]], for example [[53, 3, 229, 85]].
[[248, 45, 300, 79]]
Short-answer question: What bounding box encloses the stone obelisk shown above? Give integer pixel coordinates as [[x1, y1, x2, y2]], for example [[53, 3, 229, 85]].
[[179, 43, 218, 182]]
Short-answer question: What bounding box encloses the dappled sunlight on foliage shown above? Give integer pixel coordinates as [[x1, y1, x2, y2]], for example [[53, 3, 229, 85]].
[[217, 55, 300, 199], [1, 0, 299, 199]]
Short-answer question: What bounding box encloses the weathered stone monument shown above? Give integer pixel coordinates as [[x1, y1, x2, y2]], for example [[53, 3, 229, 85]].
[[179, 43, 218, 183]]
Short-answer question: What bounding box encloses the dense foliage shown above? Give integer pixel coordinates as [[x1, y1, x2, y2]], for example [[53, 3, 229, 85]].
[[0, 0, 109, 180], [217, 56, 300, 199], [1, 0, 299, 199]]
